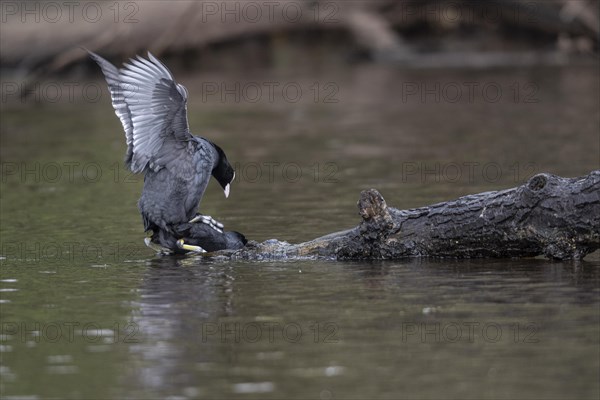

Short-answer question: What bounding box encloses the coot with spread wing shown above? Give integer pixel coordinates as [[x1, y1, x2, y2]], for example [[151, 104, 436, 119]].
[[89, 51, 245, 253]]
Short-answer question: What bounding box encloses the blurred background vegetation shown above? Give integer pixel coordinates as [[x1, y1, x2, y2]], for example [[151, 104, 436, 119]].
[[1, 0, 598, 76]]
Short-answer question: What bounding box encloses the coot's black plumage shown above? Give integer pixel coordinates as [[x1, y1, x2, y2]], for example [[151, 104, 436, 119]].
[[152, 223, 247, 255], [89, 51, 245, 253]]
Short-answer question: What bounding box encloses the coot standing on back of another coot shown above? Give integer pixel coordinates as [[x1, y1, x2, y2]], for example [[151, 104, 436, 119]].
[[88, 51, 246, 254]]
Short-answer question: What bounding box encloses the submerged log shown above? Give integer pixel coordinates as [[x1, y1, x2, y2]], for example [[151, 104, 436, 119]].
[[218, 170, 599, 261]]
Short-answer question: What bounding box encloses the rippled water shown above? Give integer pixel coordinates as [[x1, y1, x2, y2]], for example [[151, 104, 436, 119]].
[[1, 64, 599, 399]]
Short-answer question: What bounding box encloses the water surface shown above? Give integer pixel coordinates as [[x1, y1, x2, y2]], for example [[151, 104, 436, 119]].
[[1, 64, 599, 399]]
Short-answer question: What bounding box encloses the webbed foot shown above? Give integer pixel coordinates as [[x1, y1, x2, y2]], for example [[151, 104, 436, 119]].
[[188, 214, 224, 233], [144, 237, 173, 255], [176, 239, 207, 253]]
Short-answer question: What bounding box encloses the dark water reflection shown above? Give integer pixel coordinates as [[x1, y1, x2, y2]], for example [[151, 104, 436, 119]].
[[122, 259, 598, 400], [1, 64, 599, 399]]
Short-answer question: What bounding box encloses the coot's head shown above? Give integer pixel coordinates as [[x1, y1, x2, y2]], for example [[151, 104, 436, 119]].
[[226, 231, 248, 249], [211, 143, 235, 198]]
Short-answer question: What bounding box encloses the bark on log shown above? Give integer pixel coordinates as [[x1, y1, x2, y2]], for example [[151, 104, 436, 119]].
[[220, 171, 600, 261]]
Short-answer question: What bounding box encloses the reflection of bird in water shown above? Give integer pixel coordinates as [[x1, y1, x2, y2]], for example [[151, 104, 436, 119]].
[[125, 257, 236, 394], [89, 51, 246, 253]]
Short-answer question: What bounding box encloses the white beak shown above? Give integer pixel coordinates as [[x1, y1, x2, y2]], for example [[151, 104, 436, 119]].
[[224, 183, 230, 198]]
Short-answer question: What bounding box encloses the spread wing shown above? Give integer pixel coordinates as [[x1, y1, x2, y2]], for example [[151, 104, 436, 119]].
[[88, 51, 135, 167], [89, 51, 192, 173]]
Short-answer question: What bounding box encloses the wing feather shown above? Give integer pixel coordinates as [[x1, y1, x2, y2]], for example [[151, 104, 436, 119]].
[[87, 51, 135, 167], [88, 50, 192, 173]]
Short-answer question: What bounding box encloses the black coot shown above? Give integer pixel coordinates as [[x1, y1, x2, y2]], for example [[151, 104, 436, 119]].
[[89, 51, 246, 253]]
